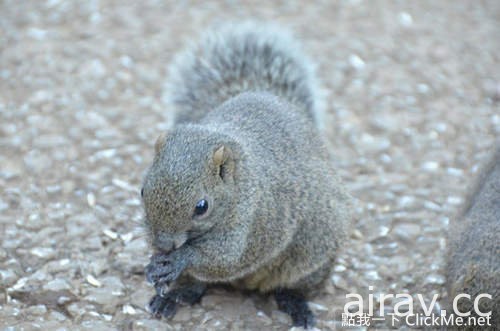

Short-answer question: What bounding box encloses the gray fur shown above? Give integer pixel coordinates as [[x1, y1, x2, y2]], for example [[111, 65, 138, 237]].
[[142, 24, 351, 327], [446, 144, 499, 329], [165, 22, 323, 127]]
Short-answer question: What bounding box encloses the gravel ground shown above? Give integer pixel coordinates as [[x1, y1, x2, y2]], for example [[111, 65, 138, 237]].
[[0, 1, 498, 330]]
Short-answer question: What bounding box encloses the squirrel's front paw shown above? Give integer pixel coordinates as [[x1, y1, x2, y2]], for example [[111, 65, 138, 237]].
[[145, 251, 188, 289], [147, 294, 178, 319]]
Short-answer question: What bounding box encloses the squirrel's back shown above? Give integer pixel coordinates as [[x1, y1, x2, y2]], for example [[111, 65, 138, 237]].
[[164, 22, 322, 126], [446, 145, 500, 327]]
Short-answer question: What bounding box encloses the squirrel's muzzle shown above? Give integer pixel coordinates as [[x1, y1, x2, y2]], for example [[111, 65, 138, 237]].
[[154, 232, 188, 253]]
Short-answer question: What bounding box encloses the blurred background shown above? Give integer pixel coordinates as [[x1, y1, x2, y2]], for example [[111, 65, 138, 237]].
[[0, 1, 498, 330]]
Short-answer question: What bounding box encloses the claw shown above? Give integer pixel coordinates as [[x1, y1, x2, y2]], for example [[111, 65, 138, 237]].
[[156, 282, 172, 297], [146, 250, 189, 292], [148, 294, 178, 319]]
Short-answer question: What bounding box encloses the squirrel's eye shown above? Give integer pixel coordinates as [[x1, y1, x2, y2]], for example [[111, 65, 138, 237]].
[[140, 188, 144, 197], [194, 199, 208, 216]]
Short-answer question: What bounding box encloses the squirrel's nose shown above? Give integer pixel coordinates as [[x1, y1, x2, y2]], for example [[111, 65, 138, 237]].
[[154, 232, 188, 252]]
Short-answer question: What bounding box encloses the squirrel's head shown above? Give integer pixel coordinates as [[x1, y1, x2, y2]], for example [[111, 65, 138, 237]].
[[141, 127, 237, 253]]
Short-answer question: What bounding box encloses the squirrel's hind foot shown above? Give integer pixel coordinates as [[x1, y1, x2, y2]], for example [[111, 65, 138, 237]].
[[274, 289, 315, 328]]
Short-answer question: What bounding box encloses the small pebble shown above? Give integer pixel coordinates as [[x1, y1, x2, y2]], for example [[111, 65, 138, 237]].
[[398, 12, 413, 27], [103, 229, 119, 240], [43, 278, 71, 291], [26, 304, 47, 316], [87, 193, 96, 207], [348, 54, 366, 70], [122, 304, 137, 315], [421, 161, 440, 172], [86, 275, 102, 288], [425, 274, 446, 285]]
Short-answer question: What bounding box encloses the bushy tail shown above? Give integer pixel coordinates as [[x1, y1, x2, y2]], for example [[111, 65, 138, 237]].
[[164, 22, 322, 126]]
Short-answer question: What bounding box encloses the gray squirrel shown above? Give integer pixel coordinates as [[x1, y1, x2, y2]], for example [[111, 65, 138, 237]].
[[446, 144, 499, 329], [141, 22, 352, 328]]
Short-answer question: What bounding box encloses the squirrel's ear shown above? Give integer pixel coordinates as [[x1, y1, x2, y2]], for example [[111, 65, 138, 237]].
[[212, 145, 234, 182], [154, 132, 168, 154], [213, 146, 225, 166]]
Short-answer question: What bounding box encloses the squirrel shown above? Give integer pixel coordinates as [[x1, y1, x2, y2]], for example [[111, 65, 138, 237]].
[[140, 22, 352, 328], [446, 144, 499, 329]]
